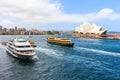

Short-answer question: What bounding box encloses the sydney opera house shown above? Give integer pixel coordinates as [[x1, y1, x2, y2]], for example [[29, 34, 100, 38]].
[[72, 22, 107, 38]]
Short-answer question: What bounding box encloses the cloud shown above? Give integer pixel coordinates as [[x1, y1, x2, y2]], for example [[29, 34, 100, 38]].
[[0, 0, 120, 28], [61, 8, 120, 22], [85, 8, 120, 21], [0, 0, 63, 25]]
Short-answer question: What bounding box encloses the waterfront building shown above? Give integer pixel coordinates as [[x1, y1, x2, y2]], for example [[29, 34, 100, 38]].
[[0, 25, 2, 35], [2, 28, 7, 35], [18, 28, 26, 35], [73, 22, 107, 38], [31, 29, 40, 35], [14, 26, 18, 35], [0, 25, 2, 31], [75, 22, 107, 35], [15, 26, 17, 32]]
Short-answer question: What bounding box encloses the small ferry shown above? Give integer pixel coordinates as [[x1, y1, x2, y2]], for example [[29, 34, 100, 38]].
[[1, 41, 8, 46], [6, 38, 36, 59], [47, 37, 74, 47], [28, 39, 36, 47]]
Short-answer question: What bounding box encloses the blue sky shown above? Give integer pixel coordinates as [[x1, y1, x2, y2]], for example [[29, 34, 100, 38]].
[[0, 0, 120, 31], [61, 0, 120, 13], [60, 0, 120, 31]]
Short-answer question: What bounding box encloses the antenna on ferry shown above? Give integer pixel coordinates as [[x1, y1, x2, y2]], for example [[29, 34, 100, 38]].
[[29, 32, 32, 38], [27, 32, 32, 40]]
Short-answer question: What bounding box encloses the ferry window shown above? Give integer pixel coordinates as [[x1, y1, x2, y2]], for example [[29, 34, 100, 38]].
[[9, 43, 12, 45], [17, 45, 30, 48]]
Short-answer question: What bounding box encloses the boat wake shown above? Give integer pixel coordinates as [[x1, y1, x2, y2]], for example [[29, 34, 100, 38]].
[[35, 47, 103, 63], [35, 47, 110, 70], [76, 47, 120, 57], [31, 55, 39, 61], [35, 47, 64, 59]]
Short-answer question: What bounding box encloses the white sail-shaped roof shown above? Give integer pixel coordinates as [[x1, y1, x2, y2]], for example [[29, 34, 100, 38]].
[[75, 22, 107, 35]]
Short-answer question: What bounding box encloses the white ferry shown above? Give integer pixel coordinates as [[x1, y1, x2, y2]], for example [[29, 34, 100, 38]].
[[6, 38, 36, 59]]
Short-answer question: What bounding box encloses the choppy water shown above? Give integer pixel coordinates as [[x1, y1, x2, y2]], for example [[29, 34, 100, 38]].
[[0, 35, 120, 80]]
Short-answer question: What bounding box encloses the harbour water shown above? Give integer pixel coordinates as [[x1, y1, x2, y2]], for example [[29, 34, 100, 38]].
[[0, 35, 120, 80]]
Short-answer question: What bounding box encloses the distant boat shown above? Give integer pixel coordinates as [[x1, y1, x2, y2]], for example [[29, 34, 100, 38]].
[[27, 33, 36, 47], [28, 39, 36, 47], [6, 38, 36, 59], [1, 41, 8, 46], [47, 37, 74, 47]]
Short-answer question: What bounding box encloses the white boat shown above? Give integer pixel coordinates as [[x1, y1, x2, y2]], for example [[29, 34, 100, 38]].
[[6, 38, 36, 59]]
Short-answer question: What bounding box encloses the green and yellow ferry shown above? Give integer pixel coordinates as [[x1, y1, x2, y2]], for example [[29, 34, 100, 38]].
[[47, 37, 74, 47], [28, 39, 36, 47]]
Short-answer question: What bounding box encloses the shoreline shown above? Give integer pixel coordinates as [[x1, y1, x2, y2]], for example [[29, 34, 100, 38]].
[[72, 32, 120, 40]]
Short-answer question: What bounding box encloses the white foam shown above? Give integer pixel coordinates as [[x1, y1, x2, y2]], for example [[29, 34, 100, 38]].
[[76, 47, 120, 57], [35, 47, 97, 63], [31, 55, 39, 61], [35, 47, 63, 59]]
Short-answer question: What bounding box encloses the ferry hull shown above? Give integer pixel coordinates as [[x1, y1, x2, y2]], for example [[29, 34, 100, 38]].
[[31, 44, 36, 47], [6, 48, 34, 60], [47, 41, 74, 47]]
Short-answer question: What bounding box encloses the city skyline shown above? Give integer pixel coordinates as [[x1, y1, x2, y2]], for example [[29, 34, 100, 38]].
[[0, 25, 63, 35], [0, 0, 120, 31]]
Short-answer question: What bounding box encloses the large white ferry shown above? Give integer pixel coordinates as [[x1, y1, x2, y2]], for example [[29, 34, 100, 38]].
[[6, 38, 36, 59]]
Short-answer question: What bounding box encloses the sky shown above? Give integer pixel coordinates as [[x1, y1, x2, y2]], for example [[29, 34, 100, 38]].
[[0, 0, 120, 31]]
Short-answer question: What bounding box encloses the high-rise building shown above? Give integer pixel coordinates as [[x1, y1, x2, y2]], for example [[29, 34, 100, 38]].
[[15, 26, 17, 31], [0, 25, 2, 31], [14, 26, 18, 35]]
